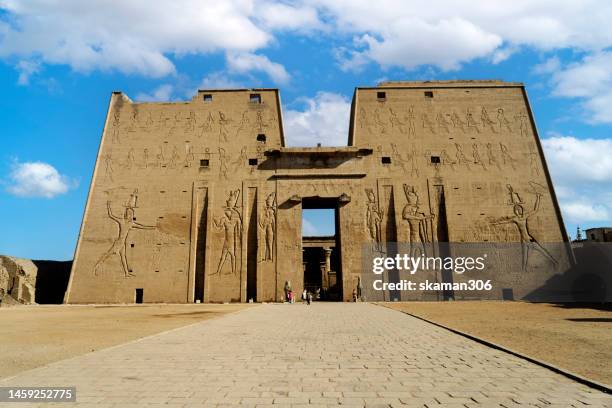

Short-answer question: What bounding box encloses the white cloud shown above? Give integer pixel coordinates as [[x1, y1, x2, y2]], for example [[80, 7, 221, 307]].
[[6, 161, 75, 198], [561, 202, 609, 223], [226, 52, 290, 84], [314, 0, 612, 71], [545, 52, 612, 123], [135, 84, 175, 102], [15, 60, 40, 85], [302, 218, 319, 236], [532, 56, 561, 75], [199, 72, 245, 90], [542, 135, 612, 225], [4, 1, 612, 80], [283, 92, 351, 147], [0, 0, 271, 77], [256, 2, 321, 31]]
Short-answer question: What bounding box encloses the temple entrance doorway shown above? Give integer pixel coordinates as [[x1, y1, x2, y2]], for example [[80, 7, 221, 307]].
[[301, 198, 342, 301]]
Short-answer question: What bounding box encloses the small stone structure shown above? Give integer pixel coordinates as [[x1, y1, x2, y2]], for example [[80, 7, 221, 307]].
[[0, 256, 38, 304]]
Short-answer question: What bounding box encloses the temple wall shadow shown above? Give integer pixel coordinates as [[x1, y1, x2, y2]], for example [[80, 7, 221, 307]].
[[33, 260, 73, 304]]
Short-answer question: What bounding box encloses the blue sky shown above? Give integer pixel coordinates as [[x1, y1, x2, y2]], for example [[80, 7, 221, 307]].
[[1, 1, 611, 259]]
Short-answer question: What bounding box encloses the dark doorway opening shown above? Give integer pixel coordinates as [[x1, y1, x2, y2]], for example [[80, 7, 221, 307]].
[[301, 198, 342, 301], [135, 288, 144, 304]]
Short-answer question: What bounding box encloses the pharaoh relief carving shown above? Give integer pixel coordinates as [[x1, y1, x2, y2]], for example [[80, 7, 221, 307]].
[[515, 111, 529, 137], [111, 111, 121, 143], [373, 108, 387, 134], [436, 112, 451, 133], [497, 108, 512, 132], [499, 143, 517, 170], [528, 144, 541, 176], [405, 106, 416, 136], [490, 183, 557, 271], [451, 111, 466, 132], [218, 111, 231, 143], [218, 147, 230, 180], [213, 189, 243, 276], [199, 112, 215, 138], [103, 152, 114, 181], [359, 107, 372, 134], [235, 111, 250, 138], [389, 108, 406, 134], [421, 113, 435, 133], [480, 107, 497, 133], [466, 108, 480, 133], [455, 143, 471, 169], [486, 143, 501, 170], [93, 189, 156, 277], [365, 189, 383, 252], [401, 185, 435, 256], [259, 193, 276, 263]]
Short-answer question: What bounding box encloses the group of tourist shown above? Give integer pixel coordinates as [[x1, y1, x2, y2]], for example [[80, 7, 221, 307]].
[[284, 281, 314, 305]]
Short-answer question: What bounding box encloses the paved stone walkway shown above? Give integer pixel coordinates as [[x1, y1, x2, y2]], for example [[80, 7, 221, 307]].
[[1, 303, 610, 407]]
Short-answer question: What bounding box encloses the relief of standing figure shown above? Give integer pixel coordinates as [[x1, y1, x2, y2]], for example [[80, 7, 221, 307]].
[[365, 189, 384, 252], [93, 189, 156, 277]]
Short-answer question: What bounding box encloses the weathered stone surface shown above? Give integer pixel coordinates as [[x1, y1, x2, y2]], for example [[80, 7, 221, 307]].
[[65, 81, 572, 304], [0, 256, 38, 305]]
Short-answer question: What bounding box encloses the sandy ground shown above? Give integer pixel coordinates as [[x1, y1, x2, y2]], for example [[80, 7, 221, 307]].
[[382, 301, 612, 386], [0, 303, 254, 379]]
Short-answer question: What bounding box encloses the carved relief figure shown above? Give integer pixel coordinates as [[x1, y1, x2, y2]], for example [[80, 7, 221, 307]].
[[128, 109, 138, 132], [421, 113, 435, 133], [111, 111, 121, 143], [491, 184, 557, 270], [365, 189, 383, 252], [154, 145, 165, 168], [515, 111, 529, 137], [389, 108, 406, 134], [125, 148, 136, 170], [142, 148, 149, 169], [185, 111, 196, 133], [259, 193, 276, 262], [499, 142, 517, 170], [405, 106, 416, 136], [528, 144, 540, 176], [359, 107, 372, 134], [235, 111, 250, 138], [184, 144, 195, 168], [486, 142, 501, 170], [255, 110, 267, 133], [199, 113, 214, 138], [103, 152, 114, 181], [93, 189, 156, 277], [168, 146, 181, 169], [373, 108, 387, 134], [497, 108, 512, 132], [466, 108, 480, 133], [472, 143, 486, 170], [436, 113, 450, 133], [402, 185, 435, 256], [218, 111, 230, 143], [213, 190, 242, 276], [451, 111, 466, 132], [218, 147, 229, 179], [455, 143, 471, 169], [232, 146, 248, 171], [440, 149, 456, 170], [480, 107, 497, 133]]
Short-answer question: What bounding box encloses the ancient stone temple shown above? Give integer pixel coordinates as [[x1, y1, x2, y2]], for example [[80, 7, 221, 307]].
[[65, 80, 572, 304]]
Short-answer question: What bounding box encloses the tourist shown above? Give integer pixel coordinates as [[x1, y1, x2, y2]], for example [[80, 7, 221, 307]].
[[307, 291, 313, 305], [302, 289, 307, 303], [352, 288, 358, 302]]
